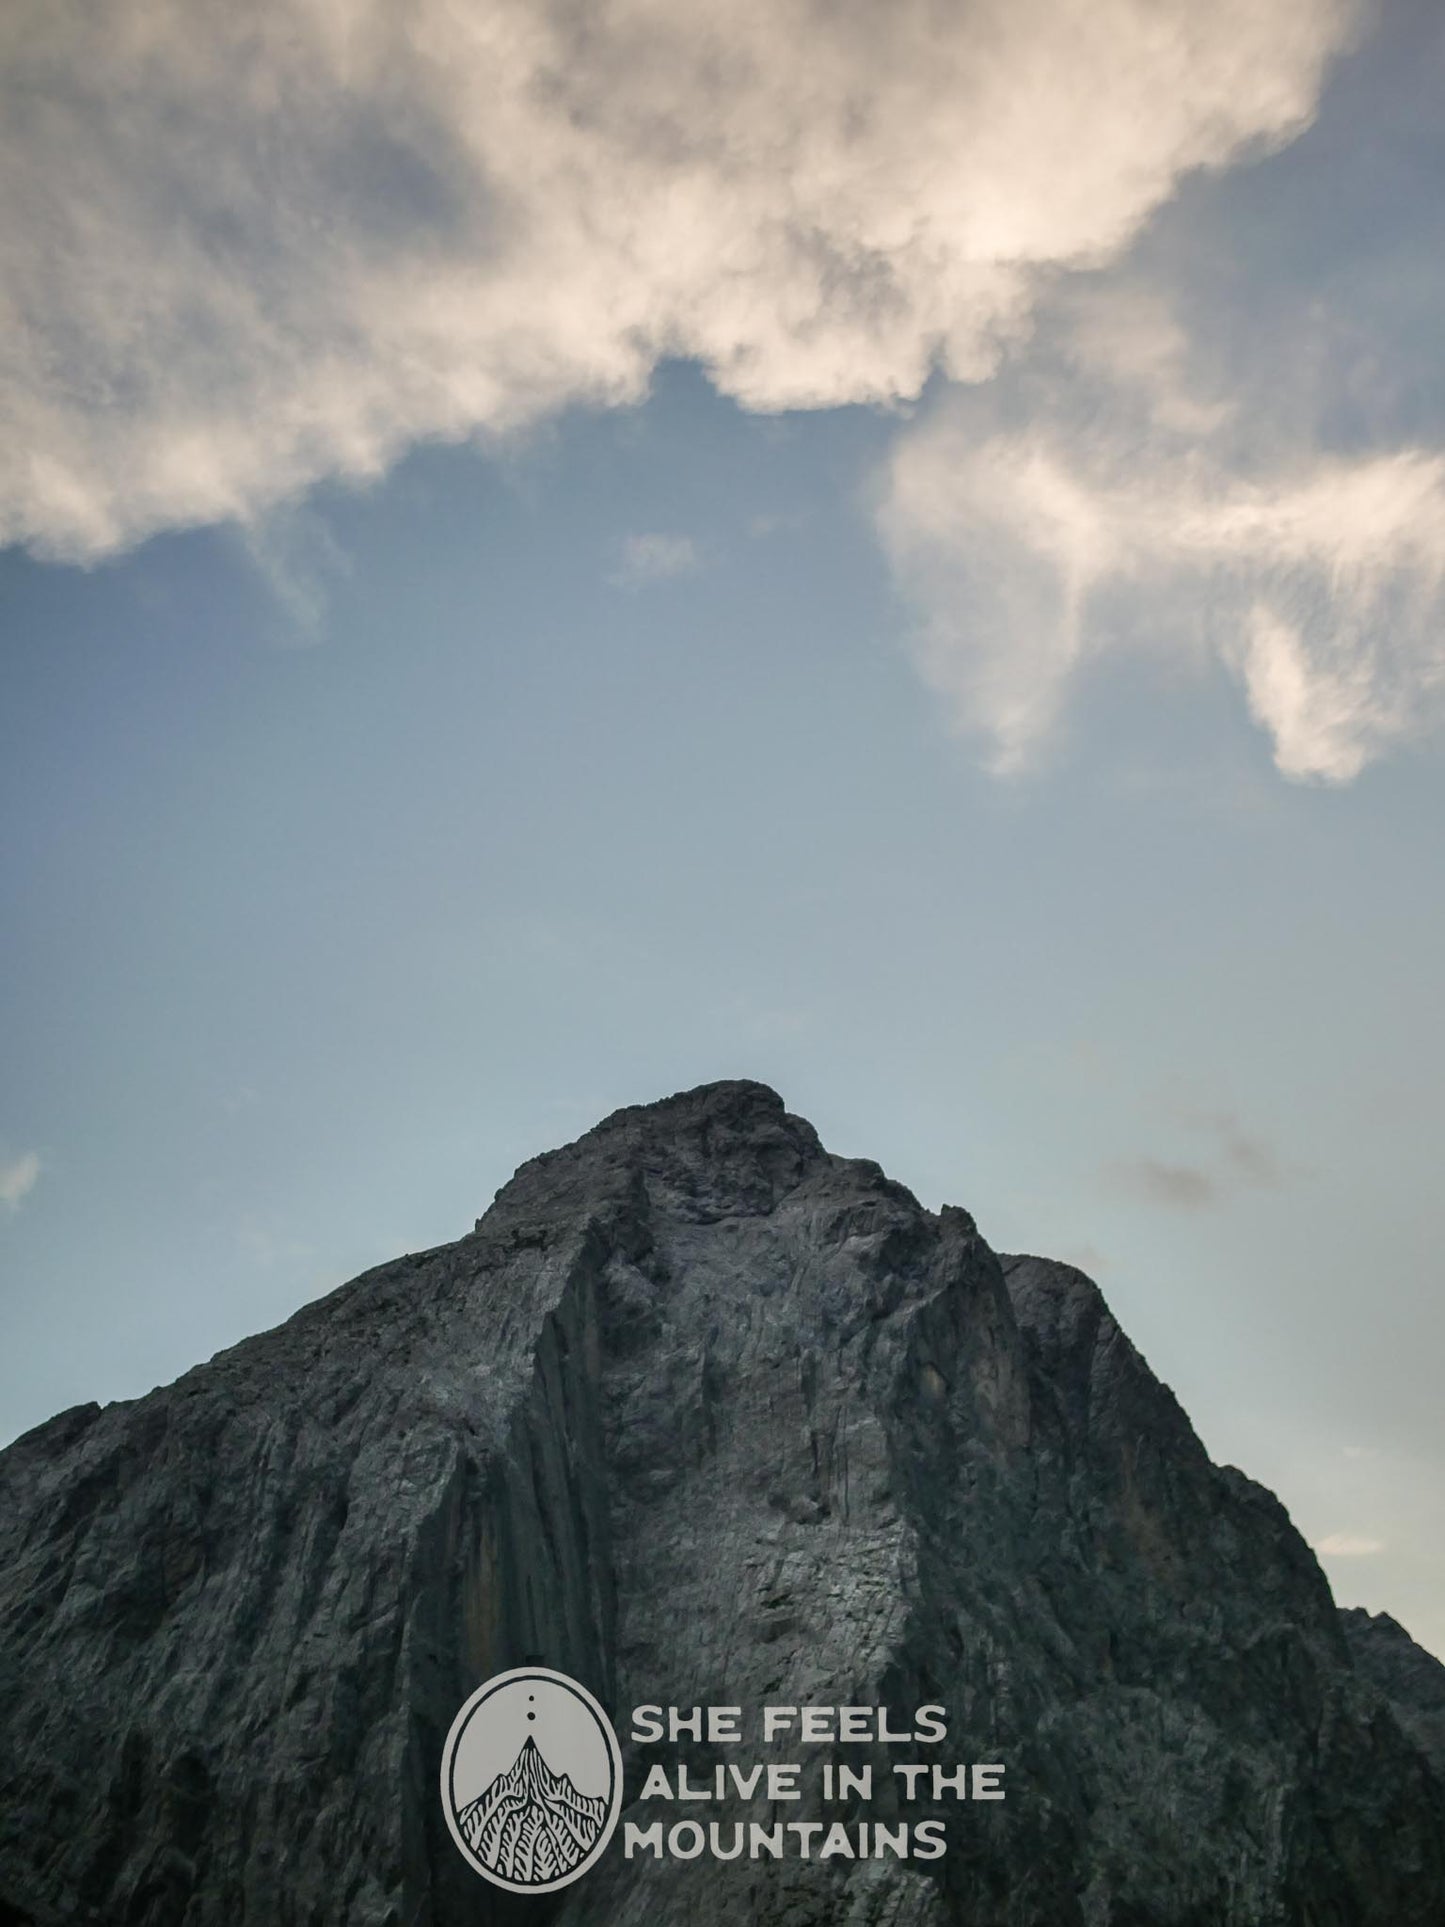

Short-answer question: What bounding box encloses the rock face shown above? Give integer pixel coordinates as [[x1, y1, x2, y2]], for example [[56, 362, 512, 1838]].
[[0, 1080, 1441, 1926], [1338, 1608, 1445, 1780]]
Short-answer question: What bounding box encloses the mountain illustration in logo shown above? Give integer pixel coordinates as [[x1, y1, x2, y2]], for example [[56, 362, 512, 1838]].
[[441, 1665, 623, 1893], [456, 1733, 609, 1886]]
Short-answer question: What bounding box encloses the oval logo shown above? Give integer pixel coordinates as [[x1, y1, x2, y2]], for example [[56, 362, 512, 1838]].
[[440, 1666, 623, 1893]]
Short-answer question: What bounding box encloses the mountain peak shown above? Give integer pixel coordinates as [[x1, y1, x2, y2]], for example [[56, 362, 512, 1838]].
[[482, 1077, 828, 1232], [1, 1088, 1442, 1924]]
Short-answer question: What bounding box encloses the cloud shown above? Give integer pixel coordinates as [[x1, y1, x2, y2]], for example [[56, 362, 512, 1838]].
[[1176, 1107, 1289, 1188], [1316, 1532, 1385, 1557], [235, 1216, 314, 1271], [610, 533, 701, 589], [1100, 1102, 1297, 1211], [0, 1152, 41, 1211], [1059, 1243, 1109, 1276], [0, 0, 1357, 561], [240, 505, 352, 643], [1102, 1158, 1217, 1211], [876, 276, 1445, 783]]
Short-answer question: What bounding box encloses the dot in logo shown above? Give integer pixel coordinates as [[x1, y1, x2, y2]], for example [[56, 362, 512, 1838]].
[[440, 1667, 623, 1893]]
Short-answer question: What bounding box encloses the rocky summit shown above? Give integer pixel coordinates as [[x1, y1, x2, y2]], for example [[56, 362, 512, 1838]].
[[1, 1080, 1441, 1926]]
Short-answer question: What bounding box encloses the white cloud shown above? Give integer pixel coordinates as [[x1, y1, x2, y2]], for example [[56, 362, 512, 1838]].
[[0, 1152, 41, 1211], [0, 0, 1356, 560], [1316, 1532, 1385, 1557], [240, 505, 352, 643], [877, 360, 1445, 782], [610, 532, 701, 589]]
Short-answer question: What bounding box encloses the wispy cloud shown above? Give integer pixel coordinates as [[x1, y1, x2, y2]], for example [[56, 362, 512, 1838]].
[[1102, 1158, 1217, 1211], [1100, 1101, 1297, 1211], [0, 1152, 41, 1212], [235, 1217, 314, 1272], [748, 511, 808, 540], [1174, 1107, 1292, 1189], [877, 249, 1445, 784], [1060, 1243, 1109, 1276], [610, 533, 701, 590], [1316, 1532, 1385, 1557], [0, 0, 1355, 560], [240, 505, 352, 644]]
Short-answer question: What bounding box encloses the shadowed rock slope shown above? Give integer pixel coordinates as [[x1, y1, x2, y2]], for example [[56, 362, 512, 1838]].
[[1338, 1608, 1445, 1781], [0, 1081, 1440, 1926]]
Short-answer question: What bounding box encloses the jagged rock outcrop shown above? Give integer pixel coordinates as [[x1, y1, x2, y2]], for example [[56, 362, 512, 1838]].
[[0, 1080, 1440, 1925], [1339, 1607, 1445, 1780]]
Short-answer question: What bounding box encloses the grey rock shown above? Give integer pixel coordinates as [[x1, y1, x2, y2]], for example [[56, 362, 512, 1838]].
[[0, 1079, 1440, 1925], [1338, 1607, 1445, 1779]]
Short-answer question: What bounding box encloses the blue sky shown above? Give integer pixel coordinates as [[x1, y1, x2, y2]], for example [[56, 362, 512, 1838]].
[[3, 0, 1443, 1658]]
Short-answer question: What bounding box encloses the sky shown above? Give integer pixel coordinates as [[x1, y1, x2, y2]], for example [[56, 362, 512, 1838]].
[[2, 0, 1443, 1659]]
